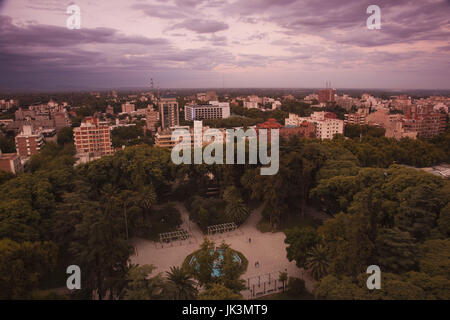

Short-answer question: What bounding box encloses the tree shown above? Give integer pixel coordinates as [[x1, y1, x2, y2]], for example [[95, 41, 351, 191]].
[[57, 127, 74, 146], [191, 238, 218, 287], [165, 266, 198, 300], [318, 213, 375, 277], [419, 239, 450, 278], [123, 265, 167, 300], [313, 275, 366, 300], [198, 283, 242, 300], [70, 200, 132, 300], [375, 228, 418, 273], [287, 277, 306, 296], [437, 203, 450, 237], [225, 199, 249, 225], [305, 244, 329, 280], [278, 272, 288, 292], [0, 239, 57, 299], [218, 242, 245, 292], [285, 226, 319, 269]]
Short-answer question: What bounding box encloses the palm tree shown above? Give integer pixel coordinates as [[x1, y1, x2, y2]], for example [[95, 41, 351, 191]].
[[225, 199, 249, 225], [166, 266, 198, 300], [139, 185, 157, 212], [305, 244, 329, 280]]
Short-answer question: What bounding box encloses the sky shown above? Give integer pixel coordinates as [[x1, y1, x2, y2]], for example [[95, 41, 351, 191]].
[[0, 0, 449, 91]]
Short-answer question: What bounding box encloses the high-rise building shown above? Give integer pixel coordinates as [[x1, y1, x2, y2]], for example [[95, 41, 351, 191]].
[[15, 124, 44, 158], [73, 117, 114, 158], [146, 107, 159, 132], [158, 95, 179, 129], [318, 89, 336, 103], [184, 102, 230, 121]]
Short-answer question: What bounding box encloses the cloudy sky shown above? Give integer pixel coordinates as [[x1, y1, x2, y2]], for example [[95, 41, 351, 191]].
[[0, 0, 449, 91]]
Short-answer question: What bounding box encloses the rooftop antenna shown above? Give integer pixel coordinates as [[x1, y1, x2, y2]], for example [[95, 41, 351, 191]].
[[150, 78, 154, 95]]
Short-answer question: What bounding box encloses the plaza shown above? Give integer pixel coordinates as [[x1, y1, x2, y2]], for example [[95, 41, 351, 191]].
[[130, 202, 314, 299]]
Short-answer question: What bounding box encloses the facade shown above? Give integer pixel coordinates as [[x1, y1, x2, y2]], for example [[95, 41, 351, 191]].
[[158, 95, 179, 129], [15, 124, 44, 158], [53, 111, 71, 130], [146, 108, 159, 132], [403, 105, 447, 139], [285, 111, 344, 140], [0, 151, 22, 174], [184, 102, 230, 121], [366, 108, 418, 140], [155, 125, 225, 149], [318, 89, 336, 103], [121, 102, 135, 114], [73, 117, 114, 158], [244, 101, 258, 109], [344, 108, 369, 125], [282, 122, 316, 139]]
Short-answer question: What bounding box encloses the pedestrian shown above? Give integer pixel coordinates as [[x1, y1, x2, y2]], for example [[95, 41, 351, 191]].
[[249, 237, 251, 243]]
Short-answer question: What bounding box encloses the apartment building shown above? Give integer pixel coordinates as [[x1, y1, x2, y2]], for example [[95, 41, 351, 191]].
[[73, 117, 114, 158], [285, 111, 344, 139], [184, 102, 230, 121], [15, 124, 44, 158], [0, 150, 22, 174], [146, 108, 159, 132], [121, 102, 135, 114], [318, 88, 336, 103], [158, 95, 179, 129], [344, 108, 369, 125]]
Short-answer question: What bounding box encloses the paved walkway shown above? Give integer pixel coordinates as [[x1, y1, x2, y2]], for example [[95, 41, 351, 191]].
[[130, 202, 314, 298]]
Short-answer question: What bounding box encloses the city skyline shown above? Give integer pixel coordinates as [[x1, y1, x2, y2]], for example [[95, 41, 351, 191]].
[[0, 0, 449, 91]]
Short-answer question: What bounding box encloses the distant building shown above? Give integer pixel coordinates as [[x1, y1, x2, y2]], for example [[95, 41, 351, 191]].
[[0, 150, 22, 174], [366, 108, 418, 140], [206, 91, 218, 101], [121, 102, 135, 114], [197, 93, 207, 102], [272, 101, 282, 110], [318, 89, 336, 103], [158, 95, 179, 129], [155, 124, 225, 149], [344, 108, 369, 125], [15, 124, 44, 158], [286, 111, 344, 139], [73, 117, 114, 160], [184, 102, 230, 121], [282, 122, 316, 139], [403, 104, 446, 139], [335, 94, 354, 111], [244, 101, 258, 109], [53, 111, 71, 130], [146, 107, 159, 132]]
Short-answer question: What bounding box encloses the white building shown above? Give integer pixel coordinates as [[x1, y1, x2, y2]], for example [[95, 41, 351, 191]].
[[285, 111, 344, 140], [244, 101, 258, 109], [184, 102, 230, 121]]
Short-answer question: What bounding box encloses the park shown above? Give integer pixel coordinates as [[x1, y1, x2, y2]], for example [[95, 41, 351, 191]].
[[130, 202, 315, 299]]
